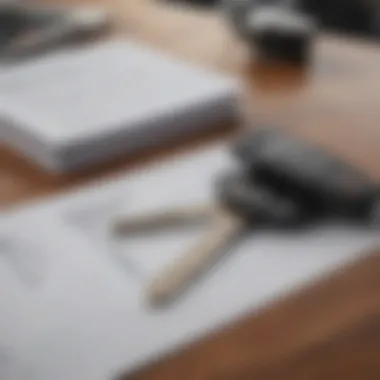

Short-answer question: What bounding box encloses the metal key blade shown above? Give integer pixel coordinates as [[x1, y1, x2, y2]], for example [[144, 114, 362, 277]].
[[113, 204, 215, 236], [146, 209, 245, 307]]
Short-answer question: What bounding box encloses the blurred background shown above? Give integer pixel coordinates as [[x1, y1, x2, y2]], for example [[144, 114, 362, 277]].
[[2, 1, 380, 380]]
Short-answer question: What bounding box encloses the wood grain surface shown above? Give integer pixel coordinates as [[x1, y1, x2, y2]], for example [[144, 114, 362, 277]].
[[2, 1, 380, 379]]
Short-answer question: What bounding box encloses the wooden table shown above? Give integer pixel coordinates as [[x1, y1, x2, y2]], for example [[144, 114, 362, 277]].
[[3, 1, 380, 379]]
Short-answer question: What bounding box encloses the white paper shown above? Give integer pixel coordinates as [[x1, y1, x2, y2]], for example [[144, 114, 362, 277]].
[[1, 145, 379, 380]]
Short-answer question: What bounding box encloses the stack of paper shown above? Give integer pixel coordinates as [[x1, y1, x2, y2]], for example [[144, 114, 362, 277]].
[[0, 40, 240, 172]]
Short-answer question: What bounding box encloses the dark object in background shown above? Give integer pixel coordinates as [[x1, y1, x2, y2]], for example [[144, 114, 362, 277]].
[[220, 1, 317, 65], [0, 4, 110, 60], [248, 7, 316, 64], [234, 129, 380, 223]]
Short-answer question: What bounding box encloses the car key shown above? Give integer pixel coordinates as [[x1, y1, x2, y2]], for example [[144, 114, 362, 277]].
[[234, 128, 380, 222], [113, 171, 304, 307]]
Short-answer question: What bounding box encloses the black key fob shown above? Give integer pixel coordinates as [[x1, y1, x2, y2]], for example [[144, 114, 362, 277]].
[[233, 129, 380, 221], [216, 171, 308, 226]]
